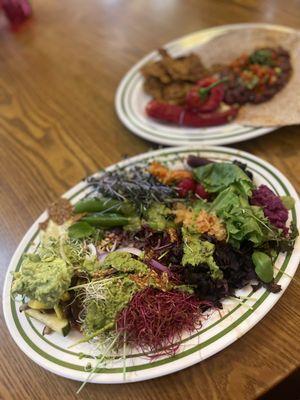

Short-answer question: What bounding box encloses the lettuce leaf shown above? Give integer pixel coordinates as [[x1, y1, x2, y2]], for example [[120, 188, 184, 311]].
[[194, 162, 253, 197], [209, 186, 271, 248]]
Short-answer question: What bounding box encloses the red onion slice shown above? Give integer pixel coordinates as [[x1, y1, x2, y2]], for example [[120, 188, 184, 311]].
[[149, 259, 169, 273], [98, 252, 108, 262]]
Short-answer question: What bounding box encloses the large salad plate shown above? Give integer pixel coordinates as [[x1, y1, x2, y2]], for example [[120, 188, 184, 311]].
[[3, 146, 300, 384]]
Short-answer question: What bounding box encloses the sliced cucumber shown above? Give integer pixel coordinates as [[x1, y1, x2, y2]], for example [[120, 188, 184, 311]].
[[60, 292, 71, 302], [25, 309, 70, 336], [28, 299, 52, 310], [54, 304, 66, 320]]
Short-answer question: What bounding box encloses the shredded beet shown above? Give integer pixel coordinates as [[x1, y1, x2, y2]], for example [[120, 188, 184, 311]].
[[251, 185, 288, 233], [116, 288, 205, 357]]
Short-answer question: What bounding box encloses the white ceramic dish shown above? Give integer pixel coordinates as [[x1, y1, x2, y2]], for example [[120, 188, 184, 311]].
[[115, 23, 297, 146], [3, 146, 300, 384]]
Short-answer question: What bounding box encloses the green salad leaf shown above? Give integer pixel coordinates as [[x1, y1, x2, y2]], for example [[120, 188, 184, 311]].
[[194, 162, 253, 197], [252, 251, 274, 283], [209, 186, 271, 248], [68, 222, 95, 239]]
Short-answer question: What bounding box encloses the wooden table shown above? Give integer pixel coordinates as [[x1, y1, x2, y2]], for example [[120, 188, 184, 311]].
[[0, 1, 299, 399]]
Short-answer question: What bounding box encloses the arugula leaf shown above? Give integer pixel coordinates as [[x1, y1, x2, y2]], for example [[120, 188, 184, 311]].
[[194, 162, 253, 197], [259, 221, 298, 254]]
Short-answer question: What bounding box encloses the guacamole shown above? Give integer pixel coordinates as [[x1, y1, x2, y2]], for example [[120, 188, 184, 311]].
[[145, 202, 174, 231], [78, 257, 101, 275], [182, 228, 223, 280], [38, 237, 84, 265], [84, 276, 139, 334], [12, 254, 72, 307], [102, 251, 148, 274]]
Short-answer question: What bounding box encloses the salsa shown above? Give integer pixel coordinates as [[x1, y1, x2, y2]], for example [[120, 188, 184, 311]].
[[222, 47, 292, 105]]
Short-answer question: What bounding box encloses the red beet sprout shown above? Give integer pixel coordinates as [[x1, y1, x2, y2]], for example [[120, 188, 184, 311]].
[[116, 288, 206, 357]]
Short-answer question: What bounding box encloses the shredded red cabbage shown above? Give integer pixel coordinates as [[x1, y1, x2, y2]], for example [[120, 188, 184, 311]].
[[251, 185, 288, 233]]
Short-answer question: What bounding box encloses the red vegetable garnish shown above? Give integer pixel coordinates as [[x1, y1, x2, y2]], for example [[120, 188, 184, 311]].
[[186, 77, 226, 112], [251, 185, 289, 234], [116, 288, 205, 357], [149, 259, 170, 273], [177, 178, 196, 197], [146, 100, 239, 127], [195, 183, 209, 199]]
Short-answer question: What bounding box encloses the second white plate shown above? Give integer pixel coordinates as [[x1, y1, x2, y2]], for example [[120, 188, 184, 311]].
[[115, 23, 298, 146]]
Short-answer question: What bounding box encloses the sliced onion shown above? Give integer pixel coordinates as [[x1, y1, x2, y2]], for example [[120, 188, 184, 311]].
[[98, 252, 108, 262], [97, 246, 142, 263], [116, 247, 142, 257], [149, 259, 169, 273], [87, 244, 97, 257]]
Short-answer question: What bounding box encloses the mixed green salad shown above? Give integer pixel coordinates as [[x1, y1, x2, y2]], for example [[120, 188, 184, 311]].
[[12, 155, 298, 362]]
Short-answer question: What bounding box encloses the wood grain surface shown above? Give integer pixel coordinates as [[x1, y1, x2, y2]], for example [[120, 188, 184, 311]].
[[0, 1, 299, 399]]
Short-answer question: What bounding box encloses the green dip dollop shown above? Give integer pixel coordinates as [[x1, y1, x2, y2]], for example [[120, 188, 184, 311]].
[[182, 228, 223, 280], [84, 276, 139, 335], [12, 254, 72, 307], [145, 202, 174, 231], [102, 251, 148, 274]]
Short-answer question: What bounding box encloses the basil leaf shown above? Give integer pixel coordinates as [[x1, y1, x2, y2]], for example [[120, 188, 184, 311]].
[[252, 251, 273, 283], [68, 222, 95, 239]]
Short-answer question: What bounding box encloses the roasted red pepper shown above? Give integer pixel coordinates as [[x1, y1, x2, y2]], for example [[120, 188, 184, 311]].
[[146, 100, 239, 127], [186, 77, 226, 112]]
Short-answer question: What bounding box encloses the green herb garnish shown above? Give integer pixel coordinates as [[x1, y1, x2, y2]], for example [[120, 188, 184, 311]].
[[249, 49, 274, 66], [198, 78, 228, 101]]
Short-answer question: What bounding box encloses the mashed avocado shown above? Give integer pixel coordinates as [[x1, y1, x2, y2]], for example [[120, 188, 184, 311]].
[[123, 216, 142, 232], [12, 254, 72, 307], [38, 237, 84, 265], [102, 251, 148, 274], [145, 202, 174, 231], [80, 257, 101, 274], [84, 276, 139, 334], [182, 228, 223, 280]]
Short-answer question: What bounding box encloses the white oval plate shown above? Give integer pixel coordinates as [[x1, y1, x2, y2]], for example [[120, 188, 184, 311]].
[[3, 146, 300, 384], [115, 23, 298, 146]]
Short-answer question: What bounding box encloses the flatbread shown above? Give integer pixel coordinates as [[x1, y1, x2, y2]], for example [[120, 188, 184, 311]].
[[194, 27, 300, 126]]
